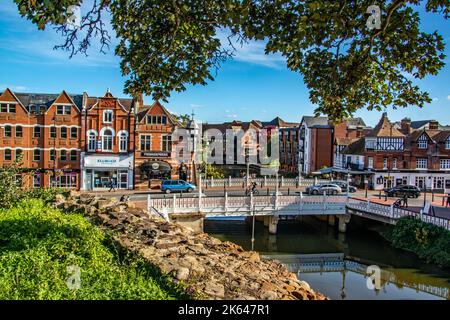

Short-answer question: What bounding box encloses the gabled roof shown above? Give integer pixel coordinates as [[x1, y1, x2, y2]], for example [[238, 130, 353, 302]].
[[408, 129, 450, 144], [335, 137, 359, 146], [301, 116, 331, 128], [432, 130, 450, 143], [344, 117, 366, 128], [341, 138, 365, 155], [411, 120, 434, 130], [263, 117, 299, 128], [84, 91, 133, 112], [137, 101, 180, 125], [13, 92, 83, 112], [367, 113, 405, 137]]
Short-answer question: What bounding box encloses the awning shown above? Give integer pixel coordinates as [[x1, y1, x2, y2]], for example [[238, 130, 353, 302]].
[[140, 161, 172, 173]]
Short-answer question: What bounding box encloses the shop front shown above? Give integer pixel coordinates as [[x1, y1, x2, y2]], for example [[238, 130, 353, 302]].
[[81, 153, 134, 191]]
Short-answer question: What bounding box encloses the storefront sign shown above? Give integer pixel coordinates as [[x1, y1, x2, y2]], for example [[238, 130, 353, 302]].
[[141, 151, 170, 158], [83, 154, 133, 168]]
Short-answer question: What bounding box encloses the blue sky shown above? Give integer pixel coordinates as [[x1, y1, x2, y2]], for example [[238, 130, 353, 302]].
[[0, 1, 449, 127]]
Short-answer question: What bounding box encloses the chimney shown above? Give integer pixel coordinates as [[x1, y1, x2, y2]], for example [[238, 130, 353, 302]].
[[400, 117, 411, 134], [428, 120, 439, 130], [356, 125, 364, 138]]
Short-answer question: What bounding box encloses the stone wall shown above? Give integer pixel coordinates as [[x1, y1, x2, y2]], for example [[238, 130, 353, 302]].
[[54, 192, 326, 300]]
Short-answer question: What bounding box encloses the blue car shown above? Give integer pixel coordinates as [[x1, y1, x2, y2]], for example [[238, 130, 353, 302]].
[[161, 180, 196, 194]]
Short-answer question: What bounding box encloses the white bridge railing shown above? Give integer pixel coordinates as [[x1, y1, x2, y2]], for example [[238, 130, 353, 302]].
[[148, 194, 450, 230], [201, 177, 336, 188]]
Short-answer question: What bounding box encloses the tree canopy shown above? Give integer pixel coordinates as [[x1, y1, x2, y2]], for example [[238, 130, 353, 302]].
[[12, 0, 450, 120]]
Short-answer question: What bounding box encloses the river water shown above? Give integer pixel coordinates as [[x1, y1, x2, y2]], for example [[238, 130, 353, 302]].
[[204, 216, 450, 300]]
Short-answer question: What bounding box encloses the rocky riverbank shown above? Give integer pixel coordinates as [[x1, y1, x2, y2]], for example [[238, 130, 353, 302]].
[[54, 192, 326, 300]]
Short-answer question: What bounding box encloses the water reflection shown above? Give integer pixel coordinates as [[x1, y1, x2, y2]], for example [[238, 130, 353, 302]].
[[205, 217, 450, 300]]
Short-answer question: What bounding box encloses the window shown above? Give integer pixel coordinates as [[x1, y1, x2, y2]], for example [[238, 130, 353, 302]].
[[446, 138, 450, 150], [393, 158, 397, 169], [60, 127, 67, 139], [416, 158, 428, 169], [88, 132, 97, 151], [50, 149, 56, 161], [33, 149, 41, 161], [0, 103, 16, 113], [56, 105, 71, 115], [102, 129, 113, 151], [15, 126, 23, 138], [33, 126, 41, 138], [33, 173, 41, 188], [4, 149, 12, 161], [50, 174, 77, 188], [434, 177, 445, 189], [146, 115, 167, 124], [50, 126, 57, 138], [440, 159, 450, 169], [70, 150, 77, 161], [60, 150, 67, 161], [383, 158, 388, 169], [418, 135, 428, 149], [70, 127, 77, 139], [368, 157, 373, 168], [4, 125, 12, 137], [375, 137, 404, 150], [103, 110, 113, 123], [162, 135, 172, 152], [119, 132, 128, 152], [140, 135, 152, 151], [15, 149, 23, 160]]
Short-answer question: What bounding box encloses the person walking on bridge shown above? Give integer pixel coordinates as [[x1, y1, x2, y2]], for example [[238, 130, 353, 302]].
[[402, 194, 408, 208]]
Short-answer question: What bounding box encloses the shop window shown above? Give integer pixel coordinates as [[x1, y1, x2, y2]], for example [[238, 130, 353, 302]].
[[50, 174, 77, 188], [102, 129, 113, 151]]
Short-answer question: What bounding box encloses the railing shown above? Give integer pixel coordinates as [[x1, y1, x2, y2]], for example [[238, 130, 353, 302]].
[[201, 176, 337, 188]]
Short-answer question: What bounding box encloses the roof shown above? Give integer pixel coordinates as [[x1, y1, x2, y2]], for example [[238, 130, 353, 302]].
[[85, 93, 133, 112], [335, 137, 359, 146], [341, 138, 365, 155], [344, 117, 366, 128], [367, 113, 405, 137], [301, 116, 331, 128], [262, 117, 299, 128], [137, 101, 180, 125], [410, 120, 434, 130], [408, 129, 450, 144], [14, 92, 83, 111]]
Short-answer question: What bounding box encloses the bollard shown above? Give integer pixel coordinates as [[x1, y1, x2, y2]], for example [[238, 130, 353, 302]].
[[378, 190, 381, 199], [432, 190, 434, 202]]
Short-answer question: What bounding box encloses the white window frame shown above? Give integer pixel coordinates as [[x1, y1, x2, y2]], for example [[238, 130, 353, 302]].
[[446, 138, 450, 150], [102, 129, 113, 151], [4, 148, 12, 161], [416, 158, 428, 169], [33, 173, 41, 188], [33, 149, 41, 161], [440, 159, 450, 170], [383, 158, 388, 169], [87, 131, 97, 152], [418, 134, 428, 149], [140, 135, 152, 151], [118, 131, 128, 152], [103, 110, 113, 123], [162, 134, 172, 152], [393, 158, 397, 170]]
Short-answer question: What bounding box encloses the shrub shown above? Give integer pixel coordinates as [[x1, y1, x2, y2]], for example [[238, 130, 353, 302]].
[[385, 216, 450, 267], [0, 199, 188, 300]]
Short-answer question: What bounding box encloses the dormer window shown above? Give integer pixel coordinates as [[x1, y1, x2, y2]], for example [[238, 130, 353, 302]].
[[103, 110, 113, 123], [0, 103, 16, 113], [56, 105, 71, 115], [418, 134, 428, 149]]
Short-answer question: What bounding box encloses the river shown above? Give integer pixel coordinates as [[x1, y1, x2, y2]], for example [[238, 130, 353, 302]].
[[204, 216, 450, 300]]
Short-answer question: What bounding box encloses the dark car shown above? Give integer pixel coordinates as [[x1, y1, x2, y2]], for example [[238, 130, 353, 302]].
[[384, 185, 420, 198], [331, 181, 357, 193]]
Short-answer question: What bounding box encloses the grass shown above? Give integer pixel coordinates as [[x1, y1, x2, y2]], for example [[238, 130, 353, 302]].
[[0, 199, 189, 300]]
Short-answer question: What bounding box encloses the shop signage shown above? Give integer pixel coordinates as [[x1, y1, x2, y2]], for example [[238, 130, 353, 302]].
[[141, 151, 170, 158], [83, 155, 133, 168]]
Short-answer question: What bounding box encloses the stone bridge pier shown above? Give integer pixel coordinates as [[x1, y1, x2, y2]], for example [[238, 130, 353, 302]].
[[252, 215, 279, 234]]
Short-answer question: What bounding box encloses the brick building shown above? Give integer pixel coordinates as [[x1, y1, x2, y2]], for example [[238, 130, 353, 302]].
[[0, 88, 82, 189]]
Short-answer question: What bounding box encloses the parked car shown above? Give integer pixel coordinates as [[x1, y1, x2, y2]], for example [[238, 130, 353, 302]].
[[161, 180, 196, 194], [331, 181, 357, 193], [384, 185, 420, 198], [306, 184, 342, 195]]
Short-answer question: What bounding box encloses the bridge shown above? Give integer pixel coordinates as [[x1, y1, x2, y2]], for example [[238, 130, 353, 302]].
[[261, 253, 449, 300], [147, 193, 450, 234]]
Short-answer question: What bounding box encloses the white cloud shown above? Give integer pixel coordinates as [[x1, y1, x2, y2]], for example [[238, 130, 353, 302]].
[[190, 104, 205, 109], [225, 113, 238, 119], [433, 97, 439, 102], [447, 95, 450, 101], [0, 84, 28, 92]]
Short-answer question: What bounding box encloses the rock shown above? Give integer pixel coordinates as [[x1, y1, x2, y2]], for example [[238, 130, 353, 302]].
[[260, 291, 278, 300], [298, 280, 311, 291], [292, 290, 309, 300], [176, 267, 190, 281], [204, 283, 225, 299]]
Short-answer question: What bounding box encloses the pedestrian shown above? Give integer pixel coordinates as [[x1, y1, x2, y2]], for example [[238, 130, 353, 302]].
[[108, 177, 116, 192], [446, 193, 450, 208], [402, 194, 408, 208]]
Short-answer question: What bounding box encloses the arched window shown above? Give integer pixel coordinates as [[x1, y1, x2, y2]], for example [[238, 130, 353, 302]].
[[88, 132, 97, 151], [119, 131, 128, 152], [102, 129, 113, 151]]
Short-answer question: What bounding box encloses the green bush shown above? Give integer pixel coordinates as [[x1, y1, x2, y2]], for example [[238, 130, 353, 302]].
[[385, 217, 450, 267], [0, 199, 189, 300]]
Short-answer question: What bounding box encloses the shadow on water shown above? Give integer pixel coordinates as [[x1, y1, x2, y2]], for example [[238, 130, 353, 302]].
[[205, 216, 450, 300]]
